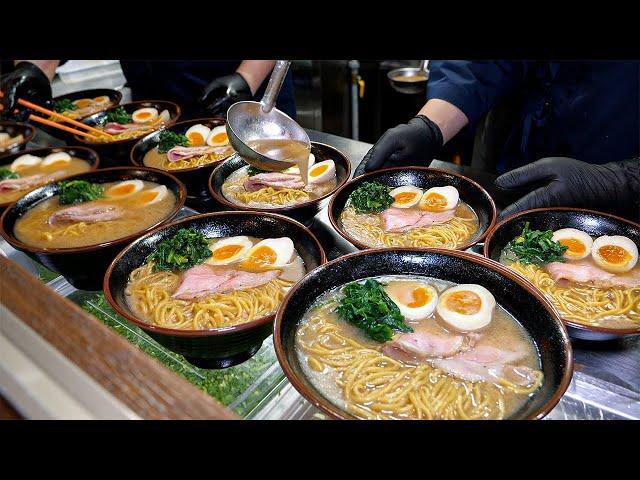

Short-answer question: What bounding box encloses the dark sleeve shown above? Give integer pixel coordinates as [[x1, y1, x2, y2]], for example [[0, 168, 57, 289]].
[[426, 60, 535, 129]]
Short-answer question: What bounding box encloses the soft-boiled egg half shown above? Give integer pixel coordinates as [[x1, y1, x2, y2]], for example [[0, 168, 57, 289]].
[[308, 159, 336, 184], [384, 280, 438, 321], [132, 107, 159, 124], [436, 284, 495, 331], [419, 186, 459, 212], [92, 96, 111, 106], [389, 186, 423, 208], [105, 179, 144, 198], [552, 228, 593, 260], [42, 151, 72, 168], [591, 235, 639, 273], [206, 236, 253, 265], [11, 154, 42, 171], [283, 153, 315, 174], [73, 98, 92, 109], [241, 237, 295, 271], [185, 124, 211, 146], [135, 185, 168, 206], [206, 126, 229, 147]]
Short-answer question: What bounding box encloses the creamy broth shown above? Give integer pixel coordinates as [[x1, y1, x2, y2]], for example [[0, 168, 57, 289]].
[[143, 145, 234, 171], [295, 275, 542, 420], [247, 139, 311, 185], [14, 180, 176, 249], [392, 74, 428, 82]]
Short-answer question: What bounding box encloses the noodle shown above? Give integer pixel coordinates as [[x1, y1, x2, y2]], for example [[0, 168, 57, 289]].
[[164, 152, 231, 170], [93, 118, 164, 143], [233, 186, 310, 206]]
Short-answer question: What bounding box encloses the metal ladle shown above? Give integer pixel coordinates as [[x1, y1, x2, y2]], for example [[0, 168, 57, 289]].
[[226, 60, 310, 171], [387, 60, 430, 95]]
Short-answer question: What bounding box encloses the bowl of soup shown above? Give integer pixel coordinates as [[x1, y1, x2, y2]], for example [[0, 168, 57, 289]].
[[274, 248, 573, 420], [74, 100, 181, 167], [104, 211, 327, 368], [484, 208, 640, 341], [0, 146, 99, 210], [0, 167, 186, 290], [38, 88, 123, 141], [329, 167, 496, 251], [131, 118, 235, 201], [209, 142, 351, 224], [0, 121, 36, 157]]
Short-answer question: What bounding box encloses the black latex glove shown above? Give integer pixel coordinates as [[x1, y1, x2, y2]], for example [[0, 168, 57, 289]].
[[353, 115, 444, 177], [495, 157, 640, 221], [198, 72, 252, 117], [0, 61, 52, 121]]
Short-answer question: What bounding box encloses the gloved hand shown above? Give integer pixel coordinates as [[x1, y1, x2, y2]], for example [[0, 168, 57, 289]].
[[353, 115, 444, 177], [198, 72, 252, 117], [495, 157, 640, 221], [0, 61, 52, 121]]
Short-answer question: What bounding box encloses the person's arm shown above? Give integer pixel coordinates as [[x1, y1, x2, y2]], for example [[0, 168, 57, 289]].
[[417, 98, 469, 144], [236, 60, 276, 95], [14, 60, 60, 82], [1, 61, 55, 120]]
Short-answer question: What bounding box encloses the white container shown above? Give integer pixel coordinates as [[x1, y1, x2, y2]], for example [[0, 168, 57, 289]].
[[55, 60, 122, 84]]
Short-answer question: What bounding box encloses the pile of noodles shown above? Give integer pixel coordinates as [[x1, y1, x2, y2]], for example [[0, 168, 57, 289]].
[[229, 186, 310, 207], [298, 303, 543, 420], [93, 121, 164, 143], [340, 205, 478, 249], [162, 150, 233, 170], [126, 262, 293, 330], [508, 261, 640, 328]]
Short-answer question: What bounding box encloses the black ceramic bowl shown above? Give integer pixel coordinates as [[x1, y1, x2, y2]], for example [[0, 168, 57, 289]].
[[0, 167, 186, 290], [0, 121, 36, 158], [104, 211, 327, 369], [274, 248, 573, 420], [328, 166, 497, 250], [73, 100, 181, 168], [37, 89, 123, 141], [484, 207, 640, 341], [209, 142, 351, 224], [0, 146, 101, 211], [131, 117, 232, 201]]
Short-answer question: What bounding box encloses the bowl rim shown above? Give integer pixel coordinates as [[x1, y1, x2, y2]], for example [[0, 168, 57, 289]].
[[0, 145, 101, 208], [483, 206, 640, 336], [130, 116, 232, 174], [0, 120, 36, 152], [72, 100, 182, 146], [208, 141, 352, 213], [327, 165, 497, 251], [0, 166, 187, 254], [273, 246, 574, 420], [103, 210, 328, 338]]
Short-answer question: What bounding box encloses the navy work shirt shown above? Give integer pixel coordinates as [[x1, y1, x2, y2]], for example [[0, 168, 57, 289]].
[[426, 61, 639, 173], [119, 61, 296, 120]]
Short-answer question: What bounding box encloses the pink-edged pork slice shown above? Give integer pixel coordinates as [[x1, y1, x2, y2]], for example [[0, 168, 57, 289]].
[[166, 145, 232, 162], [48, 203, 124, 225], [243, 172, 305, 192], [546, 261, 640, 288], [380, 207, 456, 233], [0, 171, 66, 193], [383, 328, 479, 363]]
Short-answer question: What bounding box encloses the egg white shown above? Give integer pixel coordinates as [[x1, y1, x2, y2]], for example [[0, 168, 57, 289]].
[[105, 179, 144, 198], [206, 126, 229, 146], [243, 237, 295, 269], [72, 98, 92, 108], [206, 236, 253, 265], [436, 284, 495, 332], [591, 235, 639, 273], [132, 107, 159, 124], [93, 96, 111, 106], [135, 185, 168, 206], [389, 185, 423, 208], [185, 124, 211, 146], [552, 228, 593, 260], [419, 186, 459, 212], [385, 282, 438, 321], [308, 159, 336, 184], [42, 151, 72, 167], [11, 154, 42, 171]]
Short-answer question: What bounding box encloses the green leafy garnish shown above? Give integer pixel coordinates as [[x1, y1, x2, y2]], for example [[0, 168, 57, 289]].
[[348, 181, 394, 213], [503, 222, 568, 266], [105, 106, 133, 124], [247, 165, 268, 176], [146, 228, 212, 272], [158, 130, 190, 153], [53, 98, 78, 113], [58, 180, 104, 205], [336, 279, 413, 342], [0, 168, 19, 180]]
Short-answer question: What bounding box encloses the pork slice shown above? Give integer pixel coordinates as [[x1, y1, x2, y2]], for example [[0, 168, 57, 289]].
[[380, 208, 423, 232], [383, 329, 478, 363], [48, 203, 124, 225], [243, 172, 305, 192], [217, 269, 280, 292], [103, 122, 152, 134], [171, 265, 236, 300], [412, 210, 456, 229], [0, 171, 66, 192], [546, 261, 617, 287], [166, 145, 231, 162]]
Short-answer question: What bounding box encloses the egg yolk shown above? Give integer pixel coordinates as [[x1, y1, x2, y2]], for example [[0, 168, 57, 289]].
[[310, 164, 329, 177], [445, 291, 481, 315], [559, 238, 586, 255], [74, 99, 91, 108], [187, 132, 205, 146], [43, 160, 68, 169], [94, 96, 108, 103], [394, 192, 418, 204], [138, 190, 159, 204], [243, 246, 277, 270], [408, 287, 431, 308], [212, 244, 244, 260], [136, 112, 152, 120], [598, 245, 631, 265], [421, 192, 448, 211], [111, 184, 137, 196], [211, 132, 227, 143]]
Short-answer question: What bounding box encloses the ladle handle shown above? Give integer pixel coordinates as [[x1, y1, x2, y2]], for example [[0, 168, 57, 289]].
[[260, 60, 291, 114], [420, 60, 430, 72]]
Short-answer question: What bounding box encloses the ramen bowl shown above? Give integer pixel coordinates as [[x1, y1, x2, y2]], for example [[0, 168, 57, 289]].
[[104, 211, 327, 369], [484, 208, 640, 341], [274, 248, 573, 420], [329, 166, 496, 251], [74, 100, 181, 167], [0, 167, 186, 290], [209, 142, 351, 225], [0, 121, 36, 157]]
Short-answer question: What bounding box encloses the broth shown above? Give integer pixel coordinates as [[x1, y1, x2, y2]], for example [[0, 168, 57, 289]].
[[393, 74, 428, 83], [247, 138, 311, 185]]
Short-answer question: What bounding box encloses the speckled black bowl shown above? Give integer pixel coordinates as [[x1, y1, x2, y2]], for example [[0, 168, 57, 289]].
[[37, 88, 123, 141], [104, 211, 327, 369], [209, 142, 351, 225], [328, 166, 497, 250], [0, 121, 36, 158], [73, 100, 181, 168], [0, 167, 186, 290], [0, 146, 101, 211], [131, 117, 231, 202], [484, 207, 640, 341], [274, 248, 573, 420]]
